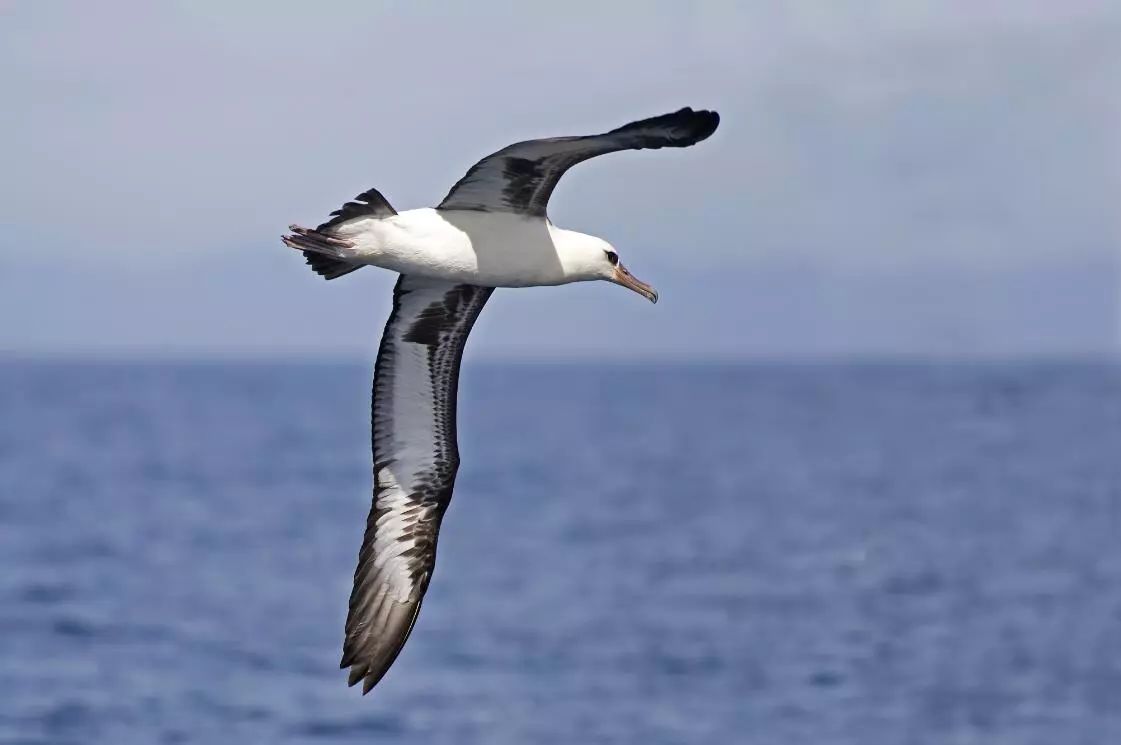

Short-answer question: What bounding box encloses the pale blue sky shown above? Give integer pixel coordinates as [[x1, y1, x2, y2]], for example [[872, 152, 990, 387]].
[[2, 1, 1118, 359]]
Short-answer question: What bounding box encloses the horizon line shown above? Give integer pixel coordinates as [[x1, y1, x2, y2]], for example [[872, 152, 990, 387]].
[[2, 348, 1117, 367]]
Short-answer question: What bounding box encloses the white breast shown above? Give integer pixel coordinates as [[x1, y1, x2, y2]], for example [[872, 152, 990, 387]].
[[334, 208, 572, 287]]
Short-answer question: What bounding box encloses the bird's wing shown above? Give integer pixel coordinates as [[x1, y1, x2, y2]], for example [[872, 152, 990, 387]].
[[436, 107, 719, 217], [342, 275, 493, 693]]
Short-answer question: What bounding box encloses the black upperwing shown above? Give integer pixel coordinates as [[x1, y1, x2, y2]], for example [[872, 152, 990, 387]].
[[437, 107, 719, 217]]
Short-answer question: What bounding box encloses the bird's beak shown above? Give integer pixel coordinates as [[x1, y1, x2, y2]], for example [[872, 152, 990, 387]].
[[612, 264, 659, 304]]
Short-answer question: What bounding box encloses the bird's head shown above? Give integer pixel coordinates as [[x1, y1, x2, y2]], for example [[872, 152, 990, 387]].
[[556, 231, 658, 303]]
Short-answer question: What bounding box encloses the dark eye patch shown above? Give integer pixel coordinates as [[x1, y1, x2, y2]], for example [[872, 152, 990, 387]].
[[604, 250, 619, 266]]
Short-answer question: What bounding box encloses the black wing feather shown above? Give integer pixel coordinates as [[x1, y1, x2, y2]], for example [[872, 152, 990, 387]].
[[436, 107, 719, 217]]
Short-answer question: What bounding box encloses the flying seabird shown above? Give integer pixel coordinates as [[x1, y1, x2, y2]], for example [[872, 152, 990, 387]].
[[282, 107, 720, 693]]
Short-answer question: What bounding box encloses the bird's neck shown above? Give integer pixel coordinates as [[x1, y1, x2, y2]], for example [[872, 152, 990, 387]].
[[551, 226, 606, 283]]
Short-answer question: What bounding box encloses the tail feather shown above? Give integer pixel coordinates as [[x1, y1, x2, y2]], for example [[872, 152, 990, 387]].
[[305, 251, 361, 280], [283, 186, 396, 282], [283, 224, 352, 253], [282, 225, 362, 281], [317, 187, 397, 231]]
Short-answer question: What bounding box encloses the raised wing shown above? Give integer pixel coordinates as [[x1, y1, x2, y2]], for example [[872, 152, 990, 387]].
[[436, 107, 719, 217], [342, 275, 493, 693]]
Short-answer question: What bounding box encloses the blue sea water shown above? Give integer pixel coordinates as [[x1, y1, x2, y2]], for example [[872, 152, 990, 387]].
[[1, 359, 1119, 744]]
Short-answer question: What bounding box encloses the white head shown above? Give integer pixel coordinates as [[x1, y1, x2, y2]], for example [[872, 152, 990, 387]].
[[554, 230, 659, 303]]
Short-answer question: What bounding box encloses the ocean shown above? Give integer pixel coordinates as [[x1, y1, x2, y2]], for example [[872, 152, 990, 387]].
[[1, 360, 1119, 744]]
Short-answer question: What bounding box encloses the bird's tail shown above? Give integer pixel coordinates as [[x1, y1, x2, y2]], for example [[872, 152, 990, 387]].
[[283, 187, 397, 281], [281, 225, 362, 280]]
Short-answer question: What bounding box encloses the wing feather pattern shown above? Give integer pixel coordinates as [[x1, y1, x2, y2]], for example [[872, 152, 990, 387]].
[[436, 107, 719, 217], [342, 275, 493, 693]]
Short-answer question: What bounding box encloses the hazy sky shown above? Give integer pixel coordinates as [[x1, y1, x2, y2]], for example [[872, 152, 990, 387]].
[[2, 1, 1118, 359]]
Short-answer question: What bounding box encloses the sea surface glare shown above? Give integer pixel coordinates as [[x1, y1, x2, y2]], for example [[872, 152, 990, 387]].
[[1, 360, 1119, 744]]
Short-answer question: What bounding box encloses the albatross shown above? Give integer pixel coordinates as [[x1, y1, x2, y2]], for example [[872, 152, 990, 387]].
[[282, 107, 719, 693]]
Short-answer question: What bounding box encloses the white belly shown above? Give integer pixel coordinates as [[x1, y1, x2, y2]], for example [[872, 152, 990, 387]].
[[332, 208, 569, 287]]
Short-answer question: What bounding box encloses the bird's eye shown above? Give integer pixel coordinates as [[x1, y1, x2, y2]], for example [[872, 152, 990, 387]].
[[604, 250, 619, 266]]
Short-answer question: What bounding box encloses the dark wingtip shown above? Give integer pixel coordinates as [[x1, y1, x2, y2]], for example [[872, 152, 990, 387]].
[[611, 106, 721, 147], [680, 107, 720, 142], [341, 663, 383, 695], [704, 109, 720, 136]]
